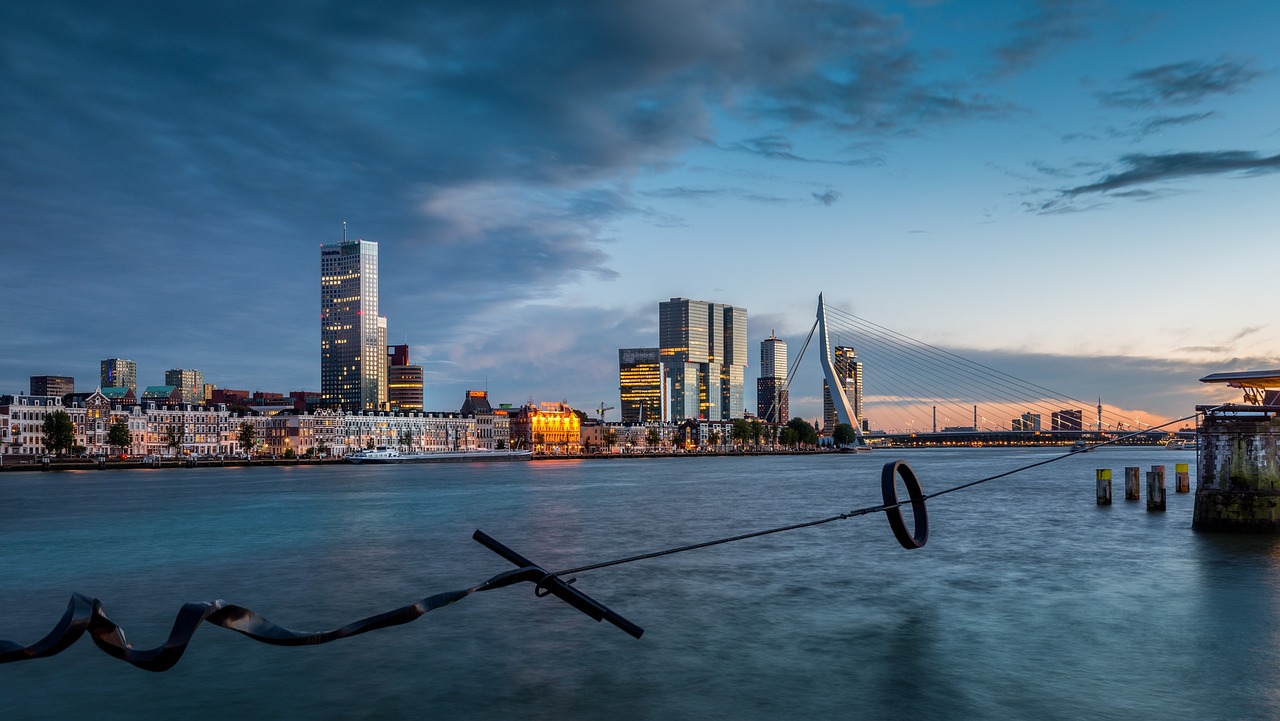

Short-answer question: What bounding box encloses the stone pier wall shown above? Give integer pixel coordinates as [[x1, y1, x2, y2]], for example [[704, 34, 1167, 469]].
[[1194, 412, 1280, 532]]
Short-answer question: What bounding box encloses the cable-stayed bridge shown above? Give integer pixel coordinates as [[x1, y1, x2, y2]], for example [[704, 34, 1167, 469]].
[[782, 295, 1190, 448]]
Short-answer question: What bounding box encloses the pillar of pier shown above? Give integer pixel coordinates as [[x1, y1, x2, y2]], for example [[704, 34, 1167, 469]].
[[1096, 469, 1112, 505], [1175, 463, 1190, 493], [1125, 467, 1141, 501], [1194, 408, 1280, 531], [1147, 468, 1166, 512]]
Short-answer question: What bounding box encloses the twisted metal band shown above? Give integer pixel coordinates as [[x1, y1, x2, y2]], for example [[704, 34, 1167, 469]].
[[0, 566, 540, 672]]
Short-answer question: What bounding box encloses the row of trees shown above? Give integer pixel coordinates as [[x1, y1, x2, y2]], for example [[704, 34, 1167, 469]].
[[31, 412, 852, 459], [589, 417, 838, 453]]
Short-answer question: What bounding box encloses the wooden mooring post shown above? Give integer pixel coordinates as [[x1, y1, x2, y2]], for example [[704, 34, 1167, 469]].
[[1125, 467, 1141, 501], [1096, 469, 1112, 505], [1175, 463, 1190, 493], [1147, 465, 1166, 512]]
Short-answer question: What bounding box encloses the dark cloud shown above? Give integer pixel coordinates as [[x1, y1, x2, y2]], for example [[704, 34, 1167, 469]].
[[1063, 151, 1280, 196], [1098, 57, 1263, 108], [993, 0, 1099, 76], [1030, 150, 1280, 212], [812, 190, 841, 206], [0, 1, 1023, 392], [1108, 112, 1215, 140]]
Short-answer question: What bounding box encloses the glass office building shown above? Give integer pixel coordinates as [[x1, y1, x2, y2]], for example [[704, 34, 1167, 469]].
[[658, 297, 747, 421], [321, 239, 382, 412]]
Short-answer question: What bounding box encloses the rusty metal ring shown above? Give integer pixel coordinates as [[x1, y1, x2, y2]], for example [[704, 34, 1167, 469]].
[[881, 460, 928, 549]]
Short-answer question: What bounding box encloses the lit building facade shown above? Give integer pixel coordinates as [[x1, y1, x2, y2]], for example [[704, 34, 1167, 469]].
[[507, 402, 581, 453], [658, 297, 747, 421], [30, 376, 74, 398], [164, 369, 204, 405], [387, 344, 424, 413], [321, 238, 381, 412], [1012, 412, 1042, 431], [757, 333, 788, 423], [101, 359, 137, 395], [618, 347, 663, 424], [822, 346, 862, 432], [1052, 409, 1084, 431]]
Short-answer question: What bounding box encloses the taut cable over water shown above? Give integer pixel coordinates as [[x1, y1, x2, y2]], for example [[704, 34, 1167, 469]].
[[0, 410, 1206, 671]]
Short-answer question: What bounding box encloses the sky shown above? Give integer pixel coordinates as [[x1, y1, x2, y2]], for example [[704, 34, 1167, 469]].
[[3, 1, 1278, 425]]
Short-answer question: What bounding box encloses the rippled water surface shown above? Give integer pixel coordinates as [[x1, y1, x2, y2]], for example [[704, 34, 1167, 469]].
[[3, 448, 1279, 720]]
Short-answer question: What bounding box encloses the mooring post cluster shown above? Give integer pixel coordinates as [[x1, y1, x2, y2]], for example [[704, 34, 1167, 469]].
[[1096, 464, 1180, 511]]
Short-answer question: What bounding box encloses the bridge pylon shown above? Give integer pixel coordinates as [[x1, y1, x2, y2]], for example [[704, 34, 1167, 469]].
[[817, 293, 866, 446]]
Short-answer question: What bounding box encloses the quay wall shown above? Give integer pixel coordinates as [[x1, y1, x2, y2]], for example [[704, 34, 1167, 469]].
[[1194, 412, 1280, 532]]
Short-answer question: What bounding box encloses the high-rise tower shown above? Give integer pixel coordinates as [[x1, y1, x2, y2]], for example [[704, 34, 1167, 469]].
[[387, 344, 424, 413], [164, 369, 204, 405], [658, 297, 747, 421], [320, 237, 381, 412], [618, 347, 663, 424], [757, 333, 789, 423], [100, 359, 137, 394], [822, 345, 863, 432]]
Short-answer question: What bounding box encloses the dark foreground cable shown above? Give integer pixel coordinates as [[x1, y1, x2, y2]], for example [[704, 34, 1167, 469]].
[[0, 567, 539, 672]]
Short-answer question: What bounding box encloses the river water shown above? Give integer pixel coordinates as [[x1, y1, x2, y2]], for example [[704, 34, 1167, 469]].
[[2, 448, 1277, 720]]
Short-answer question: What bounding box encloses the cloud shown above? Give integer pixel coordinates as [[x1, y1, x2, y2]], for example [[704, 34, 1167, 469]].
[[712, 134, 884, 166], [644, 186, 791, 205], [1030, 150, 1280, 212], [812, 190, 841, 206], [1097, 57, 1263, 108], [992, 0, 1099, 76], [1108, 112, 1215, 140], [1063, 151, 1280, 195]]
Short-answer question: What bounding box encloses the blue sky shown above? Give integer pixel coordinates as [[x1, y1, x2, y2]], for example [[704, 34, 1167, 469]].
[[3, 1, 1278, 424]]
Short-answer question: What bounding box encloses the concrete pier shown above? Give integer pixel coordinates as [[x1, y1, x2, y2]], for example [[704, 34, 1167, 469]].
[[1193, 404, 1280, 532]]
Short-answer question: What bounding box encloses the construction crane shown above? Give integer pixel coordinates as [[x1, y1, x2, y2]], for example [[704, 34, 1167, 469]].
[[597, 402, 615, 422]]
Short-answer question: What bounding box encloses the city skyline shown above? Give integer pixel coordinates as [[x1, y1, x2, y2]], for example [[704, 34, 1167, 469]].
[[4, 2, 1278, 423]]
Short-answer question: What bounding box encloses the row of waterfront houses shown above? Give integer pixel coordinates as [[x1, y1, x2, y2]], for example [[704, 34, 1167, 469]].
[[0, 390, 759, 460]]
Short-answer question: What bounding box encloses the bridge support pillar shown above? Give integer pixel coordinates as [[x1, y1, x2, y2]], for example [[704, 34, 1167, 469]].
[[1194, 407, 1280, 532]]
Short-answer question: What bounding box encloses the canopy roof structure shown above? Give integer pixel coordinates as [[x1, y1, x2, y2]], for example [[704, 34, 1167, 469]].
[[1200, 370, 1280, 404]]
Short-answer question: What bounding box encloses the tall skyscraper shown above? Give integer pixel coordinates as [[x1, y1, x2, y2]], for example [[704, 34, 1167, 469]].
[[822, 345, 862, 432], [164, 369, 204, 405], [30, 375, 74, 398], [618, 347, 663, 424], [387, 344, 424, 413], [757, 333, 789, 423], [658, 297, 747, 421], [321, 238, 381, 412], [100, 359, 137, 394]]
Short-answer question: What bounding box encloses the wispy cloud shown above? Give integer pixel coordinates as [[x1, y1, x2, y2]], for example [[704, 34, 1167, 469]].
[[712, 134, 883, 166], [812, 190, 841, 206], [1098, 57, 1263, 108], [1030, 150, 1280, 212], [992, 0, 1099, 77], [1109, 112, 1215, 139], [644, 186, 791, 205]]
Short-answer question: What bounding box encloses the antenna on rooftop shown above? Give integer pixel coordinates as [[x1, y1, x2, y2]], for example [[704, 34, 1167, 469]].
[[343, 221, 347, 242]]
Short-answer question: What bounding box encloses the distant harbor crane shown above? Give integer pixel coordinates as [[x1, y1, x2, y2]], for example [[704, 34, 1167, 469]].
[[597, 402, 615, 422]]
